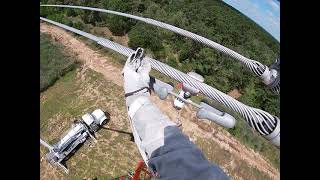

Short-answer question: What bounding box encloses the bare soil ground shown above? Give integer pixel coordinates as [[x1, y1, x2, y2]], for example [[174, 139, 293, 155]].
[[40, 22, 279, 180], [91, 27, 129, 46], [228, 89, 242, 99]]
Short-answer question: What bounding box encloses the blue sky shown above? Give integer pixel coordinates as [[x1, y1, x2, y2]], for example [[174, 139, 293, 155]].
[[222, 0, 280, 42]]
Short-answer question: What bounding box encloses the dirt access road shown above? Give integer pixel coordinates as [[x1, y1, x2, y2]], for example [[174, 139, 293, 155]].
[[40, 22, 279, 180]]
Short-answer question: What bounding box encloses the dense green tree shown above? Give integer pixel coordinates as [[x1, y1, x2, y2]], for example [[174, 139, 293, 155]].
[[128, 23, 163, 52], [81, 11, 101, 26], [101, 0, 136, 35]]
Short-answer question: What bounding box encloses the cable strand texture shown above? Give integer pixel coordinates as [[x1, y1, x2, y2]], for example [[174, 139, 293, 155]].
[[40, 17, 280, 147]]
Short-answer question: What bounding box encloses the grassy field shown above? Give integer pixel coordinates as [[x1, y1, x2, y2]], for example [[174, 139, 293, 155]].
[[40, 33, 77, 92], [40, 68, 141, 179], [40, 26, 279, 179], [195, 138, 271, 180], [40, 67, 275, 179]]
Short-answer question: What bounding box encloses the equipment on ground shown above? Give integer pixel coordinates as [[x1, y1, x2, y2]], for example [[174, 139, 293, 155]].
[[40, 109, 108, 173]]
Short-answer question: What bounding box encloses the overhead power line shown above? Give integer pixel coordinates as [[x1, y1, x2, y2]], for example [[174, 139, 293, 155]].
[[40, 4, 280, 94], [40, 17, 279, 147]]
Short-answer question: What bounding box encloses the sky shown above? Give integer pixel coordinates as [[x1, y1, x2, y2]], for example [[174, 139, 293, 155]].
[[222, 0, 280, 42]]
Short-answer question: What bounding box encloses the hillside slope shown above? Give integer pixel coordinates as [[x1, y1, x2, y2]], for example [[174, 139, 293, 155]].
[[40, 0, 280, 160], [40, 0, 280, 118], [40, 23, 279, 180]]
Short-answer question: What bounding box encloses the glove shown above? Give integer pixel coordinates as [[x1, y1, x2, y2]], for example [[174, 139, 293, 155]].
[[122, 48, 151, 106]]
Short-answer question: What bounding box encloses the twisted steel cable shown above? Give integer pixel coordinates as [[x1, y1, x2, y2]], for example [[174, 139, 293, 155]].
[[40, 4, 280, 95], [40, 17, 280, 147]]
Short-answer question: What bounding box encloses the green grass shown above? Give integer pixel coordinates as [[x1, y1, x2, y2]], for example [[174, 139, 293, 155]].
[[195, 137, 272, 179], [40, 68, 140, 179], [40, 33, 77, 92]]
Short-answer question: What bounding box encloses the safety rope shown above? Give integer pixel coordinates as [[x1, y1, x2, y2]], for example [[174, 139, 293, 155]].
[[40, 17, 280, 147]]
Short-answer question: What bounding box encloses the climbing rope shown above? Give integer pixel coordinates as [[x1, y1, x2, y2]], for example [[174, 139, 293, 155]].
[[40, 4, 280, 94], [40, 17, 280, 147]]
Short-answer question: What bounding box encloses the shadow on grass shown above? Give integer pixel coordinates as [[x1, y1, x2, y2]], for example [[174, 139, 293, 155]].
[[101, 126, 134, 142]]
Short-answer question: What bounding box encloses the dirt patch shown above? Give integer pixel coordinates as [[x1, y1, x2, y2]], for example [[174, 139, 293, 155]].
[[40, 22, 279, 180], [92, 27, 129, 46], [228, 89, 242, 99], [41, 22, 123, 87]]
